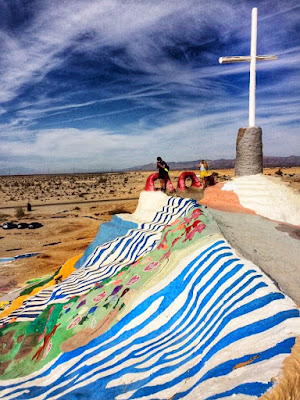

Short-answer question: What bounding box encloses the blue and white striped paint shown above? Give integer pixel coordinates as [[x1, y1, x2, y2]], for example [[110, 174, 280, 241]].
[[1, 238, 299, 399], [74, 216, 138, 269], [0, 196, 197, 325]]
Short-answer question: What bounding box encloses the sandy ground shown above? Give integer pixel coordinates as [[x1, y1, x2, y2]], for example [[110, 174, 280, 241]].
[[0, 200, 138, 297], [0, 167, 299, 209], [0, 167, 299, 300]]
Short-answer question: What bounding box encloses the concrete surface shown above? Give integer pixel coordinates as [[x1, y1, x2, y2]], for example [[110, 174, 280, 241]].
[[235, 127, 263, 176], [208, 208, 300, 305]]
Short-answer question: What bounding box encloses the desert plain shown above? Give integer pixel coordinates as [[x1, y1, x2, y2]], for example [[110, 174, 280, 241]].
[[0, 167, 299, 299]]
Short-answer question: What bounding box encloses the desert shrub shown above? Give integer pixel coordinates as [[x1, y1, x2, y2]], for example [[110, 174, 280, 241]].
[[15, 206, 25, 218], [38, 254, 51, 259], [0, 212, 10, 222], [98, 177, 107, 184]]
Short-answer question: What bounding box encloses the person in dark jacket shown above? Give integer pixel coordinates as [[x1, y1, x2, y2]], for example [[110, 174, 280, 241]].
[[156, 156, 170, 192]]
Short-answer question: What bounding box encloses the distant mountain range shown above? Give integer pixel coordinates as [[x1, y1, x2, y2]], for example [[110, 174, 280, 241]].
[[1, 156, 299, 176], [126, 156, 300, 171]]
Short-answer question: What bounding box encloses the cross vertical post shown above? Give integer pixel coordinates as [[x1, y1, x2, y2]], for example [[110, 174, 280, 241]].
[[249, 7, 257, 127], [219, 8, 277, 128], [218, 8, 278, 176]]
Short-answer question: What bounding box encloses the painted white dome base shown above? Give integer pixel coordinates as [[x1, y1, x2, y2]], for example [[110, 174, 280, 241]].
[[119, 191, 169, 223], [222, 174, 300, 225]]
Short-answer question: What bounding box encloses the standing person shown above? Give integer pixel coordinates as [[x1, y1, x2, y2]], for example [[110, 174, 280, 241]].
[[27, 201, 32, 212], [198, 160, 209, 188], [156, 157, 175, 193]]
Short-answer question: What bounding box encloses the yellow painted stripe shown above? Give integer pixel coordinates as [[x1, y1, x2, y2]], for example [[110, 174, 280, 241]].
[[0, 253, 82, 319]]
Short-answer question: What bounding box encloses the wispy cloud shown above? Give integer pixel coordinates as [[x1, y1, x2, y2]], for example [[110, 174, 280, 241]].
[[0, 0, 299, 173]]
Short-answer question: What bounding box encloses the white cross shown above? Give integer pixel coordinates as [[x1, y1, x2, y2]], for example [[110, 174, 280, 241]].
[[219, 8, 277, 127]]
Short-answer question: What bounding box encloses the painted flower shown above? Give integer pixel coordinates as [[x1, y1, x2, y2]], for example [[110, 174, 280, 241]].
[[78, 306, 88, 315], [88, 306, 97, 314], [93, 291, 106, 302], [76, 299, 86, 309], [67, 315, 82, 330], [115, 271, 126, 279], [120, 288, 130, 298], [144, 261, 160, 271], [112, 279, 123, 286], [111, 285, 123, 296], [110, 294, 118, 302], [126, 275, 140, 286], [158, 242, 168, 250]]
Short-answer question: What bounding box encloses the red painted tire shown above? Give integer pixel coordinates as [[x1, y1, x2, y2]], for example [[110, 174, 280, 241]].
[[145, 173, 160, 191], [144, 173, 175, 192], [177, 172, 202, 190]]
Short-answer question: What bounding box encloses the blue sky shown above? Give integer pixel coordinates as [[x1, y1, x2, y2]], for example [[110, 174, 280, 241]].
[[0, 0, 299, 173]]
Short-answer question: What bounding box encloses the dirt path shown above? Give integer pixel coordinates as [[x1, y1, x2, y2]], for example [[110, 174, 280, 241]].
[[0, 197, 139, 211]]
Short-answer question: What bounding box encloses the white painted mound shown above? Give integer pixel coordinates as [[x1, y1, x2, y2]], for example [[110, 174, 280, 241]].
[[119, 191, 169, 223], [222, 174, 300, 225]]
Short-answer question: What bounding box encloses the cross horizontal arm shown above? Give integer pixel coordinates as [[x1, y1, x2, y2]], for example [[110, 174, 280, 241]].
[[219, 55, 277, 64]]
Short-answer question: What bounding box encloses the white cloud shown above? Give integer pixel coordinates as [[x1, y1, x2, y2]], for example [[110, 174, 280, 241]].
[[0, 0, 298, 173], [0, 0, 258, 103]]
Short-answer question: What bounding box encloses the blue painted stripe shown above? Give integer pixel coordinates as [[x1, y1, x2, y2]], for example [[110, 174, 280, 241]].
[[1, 207, 299, 400], [205, 382, 274, 399]]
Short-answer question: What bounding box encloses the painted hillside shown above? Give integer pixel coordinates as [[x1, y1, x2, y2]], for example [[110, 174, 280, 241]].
[[0, 191, 300, 400]]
